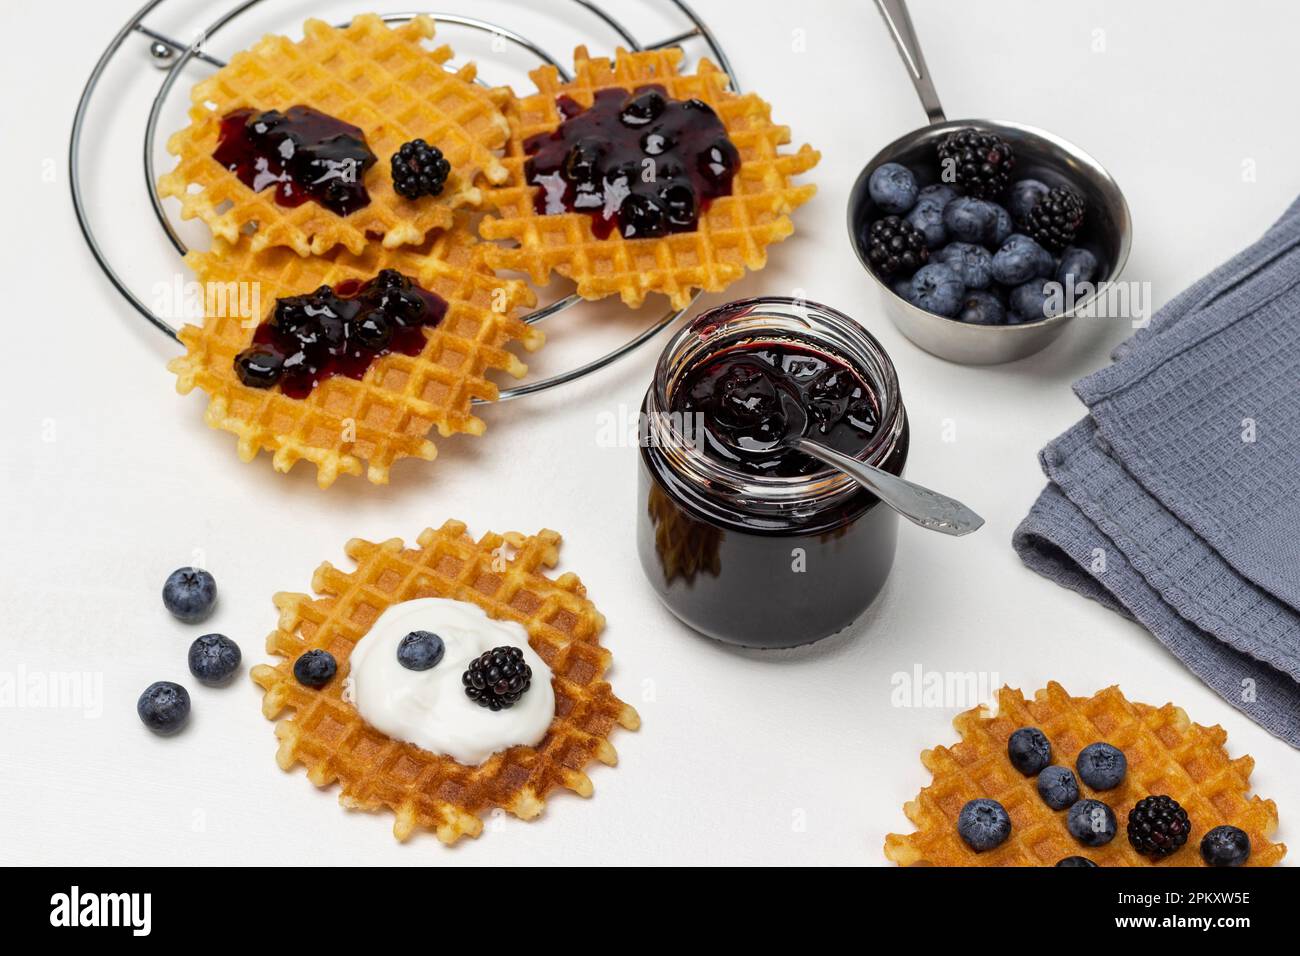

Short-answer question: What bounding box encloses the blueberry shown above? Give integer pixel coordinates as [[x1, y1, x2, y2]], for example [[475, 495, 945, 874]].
[[917, 183, 957, 206], [1076, 742, 1127, 790], [1056, 246, 1099, 286], [235, 345, 284, 389], [620, 89, 667, 127], [659, 183, 698, 227], [1056, 856, 1098, 867], [699, 138, 740, 184], [868, 162, 919, 214], [620, 193, 669, 239], [397, 630, 445, 671], [187, 633, 241, 686], [1037, 765, 1081, 810], [1009, 178, 1050, 220], [891, 278, 916, 303], [1200, 825, 1251, 867], [1009, 277, 1062, 322], [936, 242, 993, 289], [352, 309, 392, 350], [991, 233, 1053, 285], [909, 263, 965, 317], [137, 681, 191, 735], [957, 290, 1006, 325], [162, 567, 217, 623], [989, 203, 1014, 245], [1067, 799, 1118, 846], [293, 649, 337, 688], [942, 197, 1001, 244], [1007, 726, 1052, 775], [905, 198, 947, 248], [957, 798, 1012, 852]]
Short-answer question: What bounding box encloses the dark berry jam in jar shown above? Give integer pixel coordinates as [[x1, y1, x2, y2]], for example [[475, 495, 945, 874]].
[[638, 298, 909, 648]]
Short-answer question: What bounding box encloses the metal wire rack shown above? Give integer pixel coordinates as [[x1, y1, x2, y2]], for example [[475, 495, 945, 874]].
[[70, 0, 737, 402]]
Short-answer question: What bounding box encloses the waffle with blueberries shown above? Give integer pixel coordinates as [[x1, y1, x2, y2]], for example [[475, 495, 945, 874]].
[[250, 520, 640, 845], [169, 223, 540, 488], [885, 683, 1285, 866], [480, 45, 821, 309], [159, 14, 510, 256]]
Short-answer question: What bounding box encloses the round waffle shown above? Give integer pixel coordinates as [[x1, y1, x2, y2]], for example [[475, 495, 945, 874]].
[[479, 46, 820, 309], [158, 15, 510, 256], [250, 520, 640, 845], [168, 223, 541, 488], [885, 683, 1285, 866]]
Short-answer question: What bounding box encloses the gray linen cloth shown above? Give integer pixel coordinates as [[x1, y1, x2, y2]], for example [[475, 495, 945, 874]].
[[1014, 197, 1300, 747]]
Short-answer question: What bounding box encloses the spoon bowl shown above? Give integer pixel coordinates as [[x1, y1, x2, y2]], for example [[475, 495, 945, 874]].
[[849, 0, 1132, 365]]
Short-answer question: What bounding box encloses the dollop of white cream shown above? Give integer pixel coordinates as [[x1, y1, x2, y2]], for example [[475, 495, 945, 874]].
[[343, 598, 554, 765]]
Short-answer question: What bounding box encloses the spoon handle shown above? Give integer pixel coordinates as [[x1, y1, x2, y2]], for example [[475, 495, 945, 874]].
[[874, 0, 947, 125], [792, 437, 984, 536]]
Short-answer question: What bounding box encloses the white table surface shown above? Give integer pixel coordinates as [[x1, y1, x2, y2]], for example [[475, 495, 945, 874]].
[[3, 0, 1296, 866]]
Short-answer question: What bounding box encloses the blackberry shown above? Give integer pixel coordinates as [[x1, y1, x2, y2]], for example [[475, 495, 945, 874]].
[[935, 128, 1016, 199], [866, 215, 929, 277], [1022, 186, 1086, 251], [463, 645, 532, 711], [1127, 795, 1191, 858], [391, 139, 451, 199]]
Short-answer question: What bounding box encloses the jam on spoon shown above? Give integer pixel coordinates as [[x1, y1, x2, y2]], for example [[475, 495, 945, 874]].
[[523, 85, 740, 240], [670, 341, 879, 478], [234, 270, 447, 399], [213, 105, 377, 216]]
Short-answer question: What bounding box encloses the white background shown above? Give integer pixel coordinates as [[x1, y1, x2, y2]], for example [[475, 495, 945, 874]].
[[2, 0, 1297, 866]]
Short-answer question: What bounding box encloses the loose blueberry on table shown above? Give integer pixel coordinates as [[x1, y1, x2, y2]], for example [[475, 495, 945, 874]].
[[163, 567, 217, 623], [188, 633, 242, 686], [214, 105, 376, 216], [523, 85, 740, 240], [137, 681, 191, 735], [861, 127, 1104, 326], [233, 269, 448, 399]]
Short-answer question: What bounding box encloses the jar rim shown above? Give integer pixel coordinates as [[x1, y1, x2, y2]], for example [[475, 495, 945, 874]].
[[646, 296, 906, 515]]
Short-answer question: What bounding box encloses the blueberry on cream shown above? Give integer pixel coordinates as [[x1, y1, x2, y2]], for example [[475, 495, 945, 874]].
[[343, 598, 555, 765]]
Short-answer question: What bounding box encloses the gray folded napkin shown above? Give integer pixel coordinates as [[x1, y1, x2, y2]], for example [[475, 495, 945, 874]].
[[1014, 196, 1300, 746]]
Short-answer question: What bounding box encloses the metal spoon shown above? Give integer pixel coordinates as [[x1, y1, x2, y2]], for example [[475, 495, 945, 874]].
[[735, 401, 984, 537]]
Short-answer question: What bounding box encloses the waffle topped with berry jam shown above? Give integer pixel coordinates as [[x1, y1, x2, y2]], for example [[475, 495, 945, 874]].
[[480, 46, 820, 309], [250, 520, 640, 845], [885, 683, 1285, 866], [168, 223, 541, 488], [159, 15, 510, 256]]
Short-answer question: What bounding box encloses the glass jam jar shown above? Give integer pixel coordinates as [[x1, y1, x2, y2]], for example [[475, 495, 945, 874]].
[[637, 297, 910, 648]]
